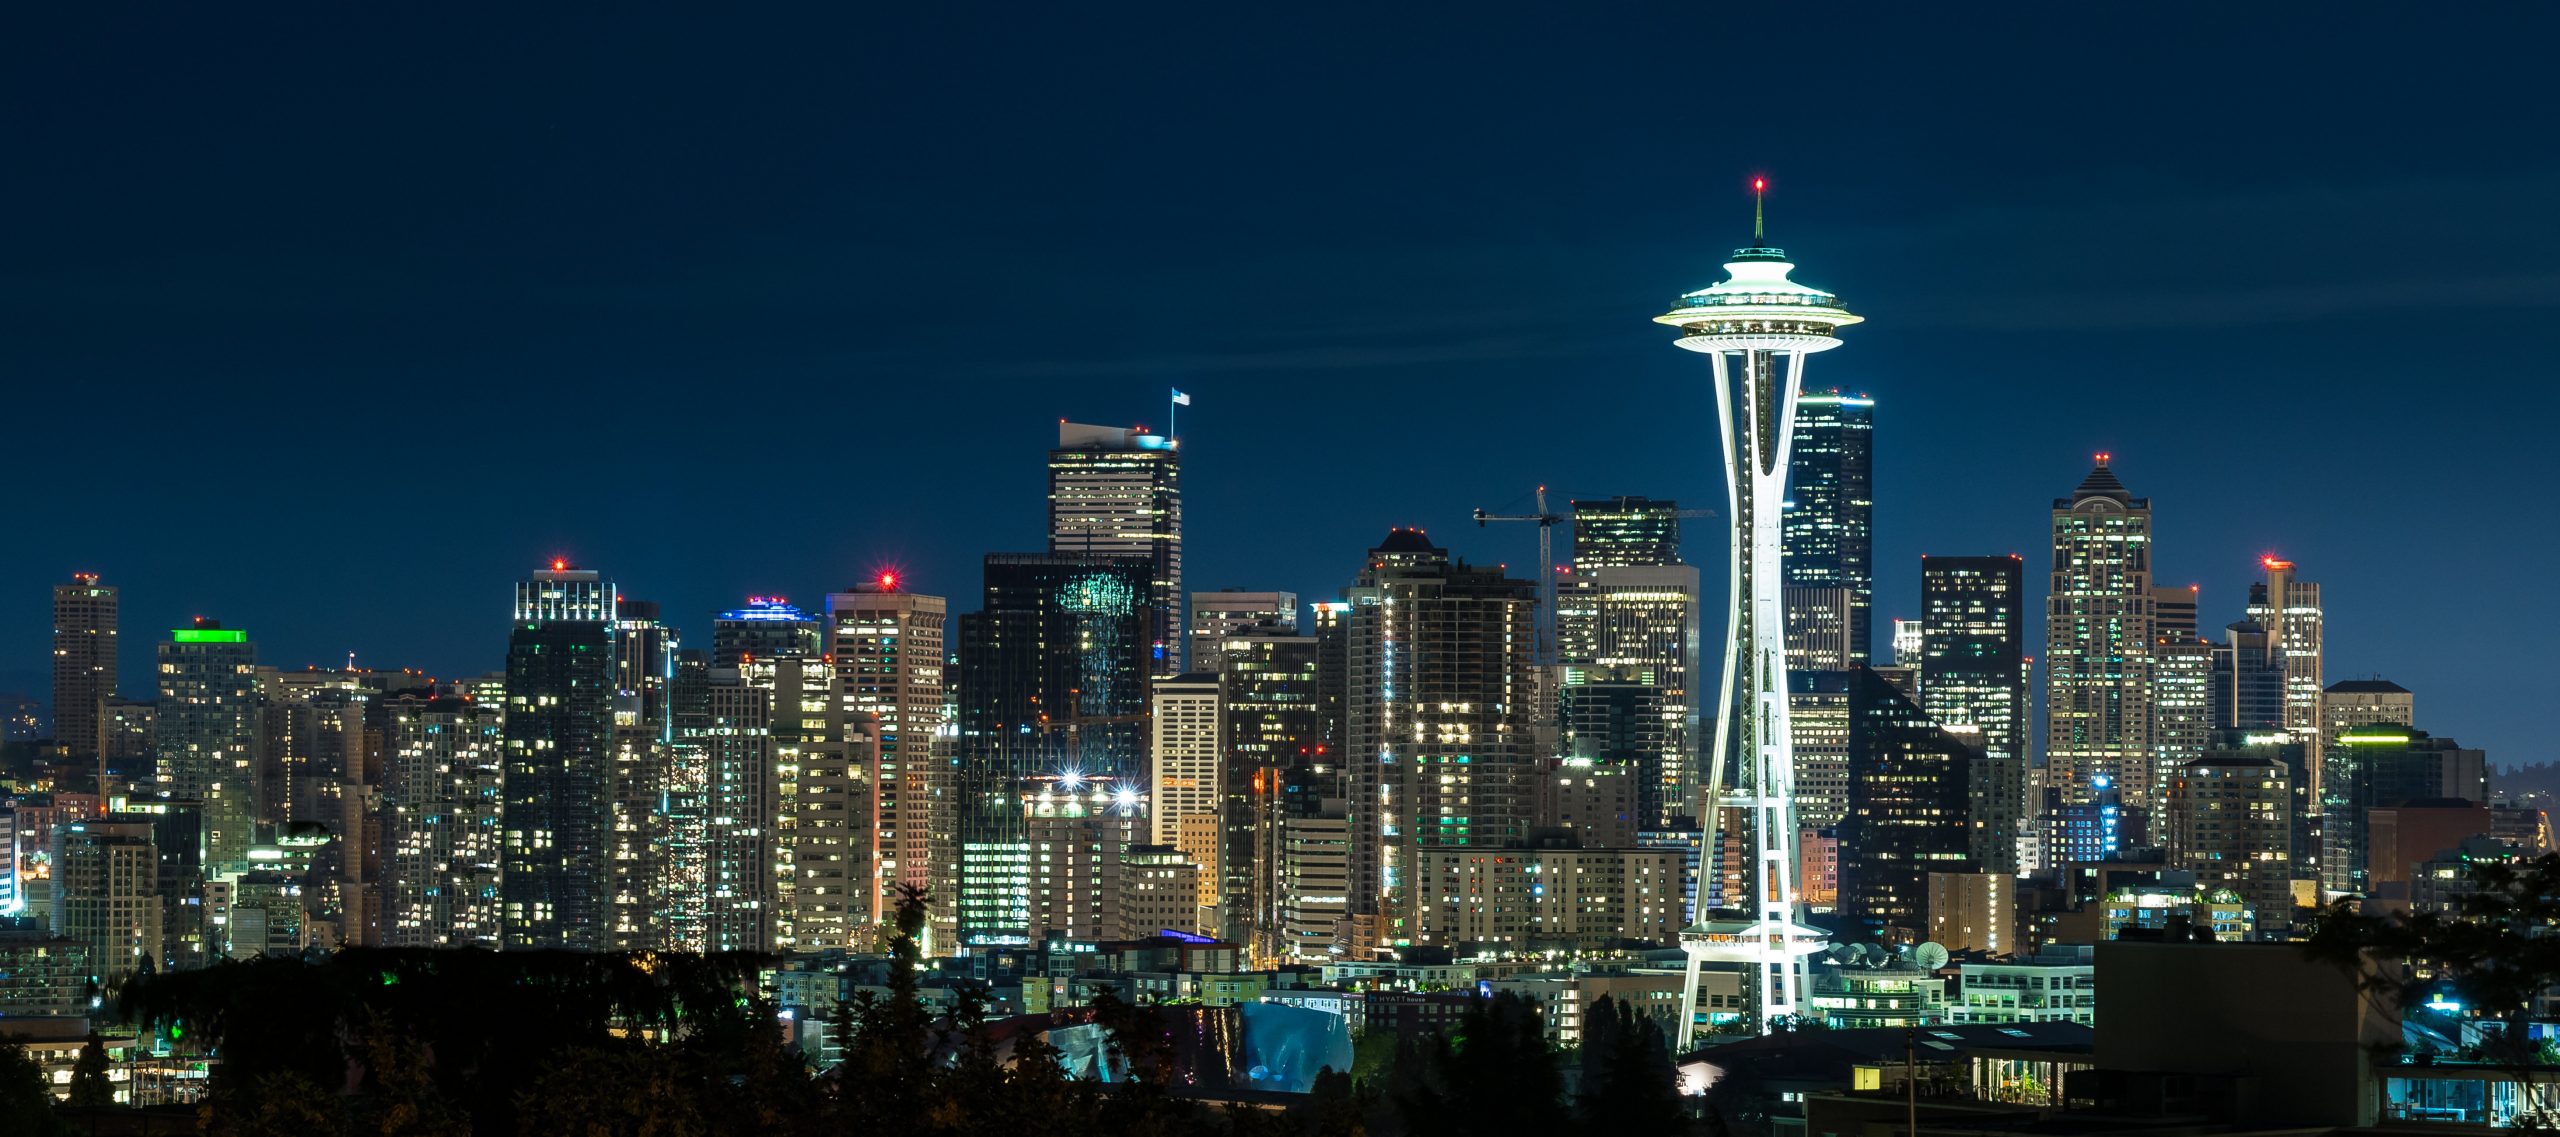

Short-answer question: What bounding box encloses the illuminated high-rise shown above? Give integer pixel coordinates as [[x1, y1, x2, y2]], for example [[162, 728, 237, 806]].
[[1342, 529, 1537, 953], [609, 598, 676, 950], [1188, 590, 1296, 672], [1784, 391, 1874, 665], [1556, 563, 1700, 828], [1655, 192, 1860, 1034], [1570, 496, 1684, 569], [501, 563, 616, 950], [710, 597, 821, 669], [2247, 558, 2324, 777], [1049, 422, 1184, 674], [379, 691, 504, 947], [158, 620, 259, 872], [825, 574, 947, 927], [1215, 625, 1332, 955], [2044, 456, 2156, 813], [2165, 755, 2294, 936], [1919, 555, 2027, 874], [952, 554, 1152, 945], [52, 573, 117, 764]]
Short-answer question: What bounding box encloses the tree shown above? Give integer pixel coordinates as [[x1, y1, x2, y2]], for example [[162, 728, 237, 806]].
[[1578, 996, 1683, 1136], [0, 1036, 65, 1137], [2309, 851, 2560, 1123], [1387, 992, 1569, 1137], [67, 1031, 113, 1108]]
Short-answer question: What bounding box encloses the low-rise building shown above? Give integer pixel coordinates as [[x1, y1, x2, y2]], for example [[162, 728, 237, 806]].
[[1949, 944, 2094, 1025]]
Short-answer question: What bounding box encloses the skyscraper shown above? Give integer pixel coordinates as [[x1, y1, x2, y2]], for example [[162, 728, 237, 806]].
[[52, 573, 117, 764], [1839, 668, 1977, 942], [1554, 560, 1700, 828], [609, 598, 676, 950], [1049, 422, 1183, 674], [2212, 619, 2286, 733], [1188, 590, 1296, 672], [501, 563, 616, 951], [2247, 558, 2324, 775], [2165, 755, 2294, 936], [158, 620, 259, 872], [1919, 555, 2027, 874], [1148, 673, 1223, 916], [825, 575, 947, 926], [1342, 529, 1537, 952], [378, 691, 504, 947], [1570, 496, 1684, 569], [2044, 455, 2156, 813], [1783, 391, 1875, 665], [711, 597, 822, 669], [1216, 624, 1332, 955], [952, 554, 1153, 945], [1654, 203, 1860, 1034]]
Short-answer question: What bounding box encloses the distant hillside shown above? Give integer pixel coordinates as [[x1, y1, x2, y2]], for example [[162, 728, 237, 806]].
[[2498, 761, 2560, 807]]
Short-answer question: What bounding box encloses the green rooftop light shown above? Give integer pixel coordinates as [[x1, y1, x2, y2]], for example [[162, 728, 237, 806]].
[[171, 628, 246, 644]]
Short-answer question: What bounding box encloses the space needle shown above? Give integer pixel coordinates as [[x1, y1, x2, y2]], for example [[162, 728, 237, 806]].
[[1665, 179, 1862, 1037]]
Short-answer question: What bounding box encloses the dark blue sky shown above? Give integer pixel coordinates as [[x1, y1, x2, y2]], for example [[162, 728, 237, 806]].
[[5, 6, 2554, 764]]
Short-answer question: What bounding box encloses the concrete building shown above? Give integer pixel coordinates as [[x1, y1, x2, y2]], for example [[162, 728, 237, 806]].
[[157, 621, 259, 874], [1408, 846, 1686, 950], [1951, 944, 2095, 1025], [1278, 809, 1350, 960], [55, 818, 159, 984], [1554, 563, 1700, 828], [51, 573, 117, 763], [2095, 940, 2395, 1128], [378, 692, 504, 948], [1186, 590, 1295, 672], [1342, 529, 1536, 950], [1148, 674, 1222, 851], [2164, 755, 2295, 935], [1928, 872, 2020, 956], [825, 576, 947, 925]]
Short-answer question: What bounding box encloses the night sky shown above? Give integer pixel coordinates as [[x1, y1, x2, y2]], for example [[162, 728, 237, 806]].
[[6, 7, 2555, 764]]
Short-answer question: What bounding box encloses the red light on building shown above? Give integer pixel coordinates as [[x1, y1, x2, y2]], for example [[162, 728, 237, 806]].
[[551, 558, 567, 572]]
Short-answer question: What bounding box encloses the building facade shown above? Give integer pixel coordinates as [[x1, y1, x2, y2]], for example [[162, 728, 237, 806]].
[[1919, 555, 2027, 874], [1783, 391, 1875, 665], [157, 622, 259, 873], [1048, 423, 1183, 674], [51, 573, 117, 763], [2044, 456, 2156, 815], [500, 564, 616, 950], [1341, 530, 1537, 951]]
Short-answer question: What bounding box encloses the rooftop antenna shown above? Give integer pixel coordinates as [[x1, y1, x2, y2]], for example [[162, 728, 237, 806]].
[[1753, 176, 1766, 242]]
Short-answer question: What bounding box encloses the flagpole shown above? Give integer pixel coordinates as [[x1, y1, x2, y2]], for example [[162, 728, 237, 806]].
[[1170, 389, 1176, 439]]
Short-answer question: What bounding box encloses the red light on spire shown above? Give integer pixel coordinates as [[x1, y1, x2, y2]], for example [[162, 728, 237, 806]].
[[1753, 177, 1765, 192]]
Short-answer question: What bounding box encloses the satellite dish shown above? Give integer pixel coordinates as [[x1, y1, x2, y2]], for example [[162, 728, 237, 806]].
[[1845, 942, 1873, 966], [1824, 943, 1855, 965], [1914, 942, 1950, 970]]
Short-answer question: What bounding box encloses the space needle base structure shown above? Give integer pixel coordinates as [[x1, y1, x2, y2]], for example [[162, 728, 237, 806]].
[[1664, 183, 1861, 1038]]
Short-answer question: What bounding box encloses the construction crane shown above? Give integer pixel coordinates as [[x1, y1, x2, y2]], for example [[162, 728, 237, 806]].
[[1475, 487, 1715, 666]]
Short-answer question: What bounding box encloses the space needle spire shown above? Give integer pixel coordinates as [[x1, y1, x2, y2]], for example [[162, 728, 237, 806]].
[[1661, 180, 1863, 1038]]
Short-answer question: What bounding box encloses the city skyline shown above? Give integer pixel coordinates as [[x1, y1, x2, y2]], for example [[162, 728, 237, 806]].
[[6, 8, 2551, 774]]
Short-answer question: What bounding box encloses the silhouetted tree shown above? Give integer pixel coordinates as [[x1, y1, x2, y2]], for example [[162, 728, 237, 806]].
[[67, 1031, 113, 1108], [0, 1035, 65, 1137]]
